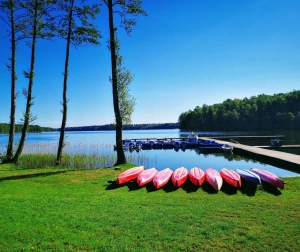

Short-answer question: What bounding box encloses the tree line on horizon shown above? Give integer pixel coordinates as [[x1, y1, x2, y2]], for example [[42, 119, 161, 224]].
[[0, 123, 54, 133], [60, 123, 179, 131], [178, 90, 300, 131], [0, 0, 146, 165]]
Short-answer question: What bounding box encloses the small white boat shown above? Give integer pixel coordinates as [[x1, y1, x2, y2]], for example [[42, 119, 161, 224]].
[[221, 144, 233, 152], [187, 132, 198, 143]]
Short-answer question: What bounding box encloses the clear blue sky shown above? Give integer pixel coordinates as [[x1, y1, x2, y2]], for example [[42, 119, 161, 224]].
[[1, 0, 299, 128]]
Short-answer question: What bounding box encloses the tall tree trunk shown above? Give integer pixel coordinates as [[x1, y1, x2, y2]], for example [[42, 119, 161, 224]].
[[56, 0, 74, 164], [5, 0, 16, 162], [12, 0, 38, 164], [108, 0, 126, 165]]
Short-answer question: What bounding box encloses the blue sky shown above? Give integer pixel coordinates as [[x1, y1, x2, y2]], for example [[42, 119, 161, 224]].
[[1, 0, 299, 128]]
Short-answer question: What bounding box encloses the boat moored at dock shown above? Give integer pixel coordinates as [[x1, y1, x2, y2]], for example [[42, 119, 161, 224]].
[[120, 135, 225, 152], [221, 144, 234, 152]]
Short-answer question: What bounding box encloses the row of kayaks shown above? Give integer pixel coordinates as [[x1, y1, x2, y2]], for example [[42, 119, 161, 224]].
[[116, 166, 285, 190]]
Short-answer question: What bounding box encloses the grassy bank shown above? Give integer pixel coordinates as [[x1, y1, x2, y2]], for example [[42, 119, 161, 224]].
[[2, 151, 152, 170], [0, 164, 299, 251]]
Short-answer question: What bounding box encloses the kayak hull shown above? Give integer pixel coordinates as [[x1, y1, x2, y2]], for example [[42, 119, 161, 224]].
[[153, 168, 173, 189], [189, 167, 205, 186], [220, 168, 242, 188], [172, 167, 188, 187], [137, 168, 158, 187], [205, 167, 223, 191], [236, 168, 261, 184], [117, 166, 144, 184], [250, 168, 284, 189]]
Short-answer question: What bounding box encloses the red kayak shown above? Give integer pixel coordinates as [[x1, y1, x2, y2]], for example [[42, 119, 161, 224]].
[[172, 167, 188, 187], [189, 167, 205, 186], [250, 168, 284, 189], [205, 167, 223, 191], [117, 166, 144, 184], [220, 168, 242, 188], [153, 168, 173, 189], [136, 168, 158, 187]]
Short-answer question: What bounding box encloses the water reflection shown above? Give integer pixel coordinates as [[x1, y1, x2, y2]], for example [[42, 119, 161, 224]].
[[194, 149, 261, 163], [0, 130, 299, 177]]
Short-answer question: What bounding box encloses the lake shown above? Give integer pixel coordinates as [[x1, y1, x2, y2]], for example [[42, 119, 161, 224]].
[[0, 129, 299, 177]]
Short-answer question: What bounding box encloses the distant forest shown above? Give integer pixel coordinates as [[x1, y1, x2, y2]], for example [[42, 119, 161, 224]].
[[0, 124, 55, 134], [179, 90, 300, 131], [0, 123, 179, 134], [62, 123, 179, 131]]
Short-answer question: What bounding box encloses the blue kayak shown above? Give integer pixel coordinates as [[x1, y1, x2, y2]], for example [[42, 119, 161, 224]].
[[236, 168, 261, 184]]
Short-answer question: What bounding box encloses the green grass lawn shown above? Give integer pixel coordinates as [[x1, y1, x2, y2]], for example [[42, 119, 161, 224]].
[[0, 164, 299, 251]]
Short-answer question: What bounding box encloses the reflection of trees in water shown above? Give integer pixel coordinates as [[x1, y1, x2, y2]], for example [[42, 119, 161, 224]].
[[193, 149, 262, 164]]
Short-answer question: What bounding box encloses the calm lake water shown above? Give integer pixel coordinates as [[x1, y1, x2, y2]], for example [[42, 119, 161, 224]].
[[0, 129, 299, 177]]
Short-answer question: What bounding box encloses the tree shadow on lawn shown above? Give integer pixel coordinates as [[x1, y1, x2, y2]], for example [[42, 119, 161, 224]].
[[0, 170, 67, 182]]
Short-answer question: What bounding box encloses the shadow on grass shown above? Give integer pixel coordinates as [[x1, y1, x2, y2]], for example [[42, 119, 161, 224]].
[[221, 182, 238, 195], [261, 182, 282, 196], [239, 179, 258, 196], [145, 179, 179, 193], [163, 180, 179, 193], [0, 171, 67, 182], [127, 180, 144, 191], [182, 179, 200, 193], [146, 182, 157, 192], [105, 180, 128, 190], [201, 181, 219, 194]]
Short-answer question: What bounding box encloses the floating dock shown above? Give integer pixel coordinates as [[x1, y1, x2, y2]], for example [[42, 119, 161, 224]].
[[199, 137, 300, 174]]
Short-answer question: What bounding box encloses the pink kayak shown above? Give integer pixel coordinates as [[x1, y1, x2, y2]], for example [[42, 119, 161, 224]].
[[220, 168, 242, 188], [172, 167, 188, 187], [205, 167, 223, 191], [250, 168, 284, 189], [153, 168, 173, 189], [117, 166, 144, 184], [189, 167, 205, 186], [136, 168, 158, 187]]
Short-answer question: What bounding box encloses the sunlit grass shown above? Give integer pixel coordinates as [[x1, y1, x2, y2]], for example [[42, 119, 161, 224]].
[[0, 164, 299, 251]]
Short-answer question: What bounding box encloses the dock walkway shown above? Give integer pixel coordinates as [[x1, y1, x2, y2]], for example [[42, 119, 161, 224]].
[[199, 137, 300, 174]]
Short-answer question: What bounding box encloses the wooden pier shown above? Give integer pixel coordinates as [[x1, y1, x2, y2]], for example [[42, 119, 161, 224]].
[[255, 145, 300, 149], [199, 137, 300, 174], [210, 135, 285, 139]]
